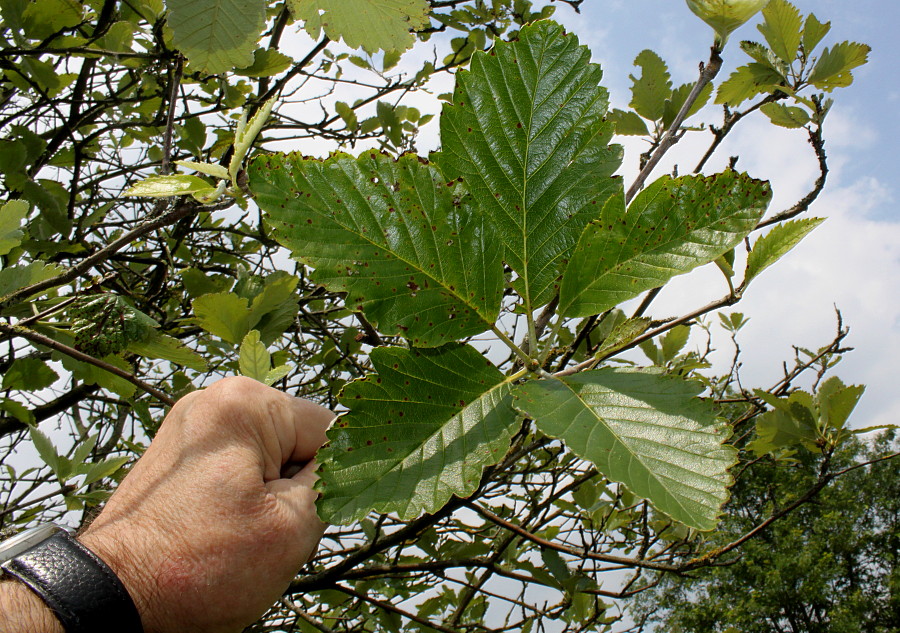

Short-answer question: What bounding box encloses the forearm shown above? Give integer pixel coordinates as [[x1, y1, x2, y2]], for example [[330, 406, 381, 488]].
[[0, 580, 63, 633]]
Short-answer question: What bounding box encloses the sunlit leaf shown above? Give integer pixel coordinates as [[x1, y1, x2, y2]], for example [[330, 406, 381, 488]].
[[165, 0, 265, 73], [123, 174, 212, 198], [251, 152, 503, 347], [808, 41, 870, 91], [758, 0, 802, 62], [439, 20, 622, 310], [629, 49, 672, 121], [515, 369, 736, 530], [288, 0, 430, 54], [745, 217, 823, 284], [0, 200, 29, 256], [559, 172, 771, 318]]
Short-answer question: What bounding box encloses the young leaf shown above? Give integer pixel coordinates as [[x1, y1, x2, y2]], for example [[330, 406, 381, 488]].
[[748, 407, 819, 455], [629, 49, 672, 122], [192, 292, 251, 345], [81, 456, 130, 487], [316, 344, 519, 524], [593, 317, 652, 360], [29, 427, 65, 480], [123, 174, 212, 198], [608, 109, 650, 136], [438, 20, 622, 310], [175, 160, 230, 180], [745, 217, 824, 285], [165, 0, 265, 74], [288, 0, 430, 54], [661, 325, 691, 362], [801, 13, 830, 53], [662, 81, 714, 130], [685, 0, 771, 45], [514, 370, 736, 530], [239, 330, 270, 383], [559, 171, 771, 318], [715, 62, 785, 106], [760, 101, 810, 128], [0, 199, 29, 256], [815, 376, 864, 433], [758, 0, 802, 63], [808, 41, 871, 91], [251, 152, 503, 347]]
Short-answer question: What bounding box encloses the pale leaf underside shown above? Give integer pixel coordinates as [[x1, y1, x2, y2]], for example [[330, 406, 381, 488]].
[[514, 369, 736, 530]]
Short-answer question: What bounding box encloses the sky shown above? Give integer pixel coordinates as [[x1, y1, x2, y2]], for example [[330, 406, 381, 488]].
[[544, 0, 900, 432]]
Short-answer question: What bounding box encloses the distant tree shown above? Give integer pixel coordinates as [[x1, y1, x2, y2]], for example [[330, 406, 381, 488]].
[[631, 431, 900, 633]]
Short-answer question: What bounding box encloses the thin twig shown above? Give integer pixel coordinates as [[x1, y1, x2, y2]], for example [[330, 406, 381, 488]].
[[0, 322, 174, 407]]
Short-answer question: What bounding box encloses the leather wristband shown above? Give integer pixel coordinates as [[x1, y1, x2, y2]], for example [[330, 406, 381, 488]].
[[1, 529, 143, 633]]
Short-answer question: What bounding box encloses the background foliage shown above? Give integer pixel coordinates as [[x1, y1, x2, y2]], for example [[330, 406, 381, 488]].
[[0, 0, 894, 631]]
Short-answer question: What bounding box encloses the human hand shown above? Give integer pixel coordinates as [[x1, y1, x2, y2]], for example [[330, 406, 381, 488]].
[[79, 377, 333, 633]]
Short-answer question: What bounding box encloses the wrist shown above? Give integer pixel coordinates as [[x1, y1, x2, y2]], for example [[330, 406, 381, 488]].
[[76, 530, 156, 632], [0, 578, 65, 633]]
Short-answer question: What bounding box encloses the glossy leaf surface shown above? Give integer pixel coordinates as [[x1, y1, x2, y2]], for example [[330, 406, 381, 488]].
[[745, 217, 823, 285], [251, 152, 503, 347], [317, 344, 519, 524], [559, 171, 771, 318], [515, 370, 735, 530], [439, 20, 622, 310]]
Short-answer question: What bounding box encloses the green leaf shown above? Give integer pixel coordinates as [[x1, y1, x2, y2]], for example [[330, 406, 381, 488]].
[[438, 21, 622, 310], [607, 109, 650, 136], [235, 48, 294, 77], [192, 292, 251, 344], [174, 160, 230, 180], [661, 325, 690, 362], [715, 62, 785, 106], [686, 0, 770, 44], [758, 0, 802, 62], [0, 200, 29, 256], [165, 0, 265, 74], [801, 14, 830, 53], [559, 172, 771, 318], [251, 152, 503, 347], [0, 261, 64, 298], [662, 81, 714, 130], [808, 41, 870, 91], [239, 330, 270, 383], [514, 370, 735, 530], [128, 333, 208, 372], [593, 316, 652, 361], [316, 344, 519, 524], [21, 0, 82, 40], [2, 358, 59, 391], [749, 407, 818, 455], [81, 456, 130, 487], [759, 101, 810, 128], [629, 49, 672, 121], [288, 0, 430, 54], [123, 174, 212, 198], [0, 397, 34, 424], [815, 377, 864, 433], [745, 217, 823, 284], [29, 427, 64, 479]]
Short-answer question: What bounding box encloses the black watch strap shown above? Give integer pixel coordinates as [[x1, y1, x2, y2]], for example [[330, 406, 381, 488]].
[[1, 529, 143, 633]]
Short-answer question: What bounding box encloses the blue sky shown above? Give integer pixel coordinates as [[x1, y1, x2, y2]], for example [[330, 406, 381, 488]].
[[544, 0, 899, 431]]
